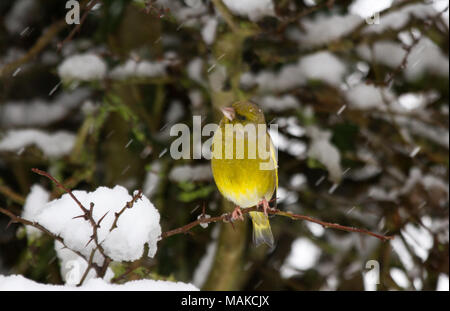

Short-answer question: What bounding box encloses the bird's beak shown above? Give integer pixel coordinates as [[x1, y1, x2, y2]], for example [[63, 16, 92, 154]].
[[221, 107, 235, 121]]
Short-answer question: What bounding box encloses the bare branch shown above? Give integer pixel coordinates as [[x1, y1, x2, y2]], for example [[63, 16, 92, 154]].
[[31, 168, 111, 277], [109, 190, 143, 232], [0, 207, 88, 263], [57, 0, 101, 51], [161, 206, 394, 242]]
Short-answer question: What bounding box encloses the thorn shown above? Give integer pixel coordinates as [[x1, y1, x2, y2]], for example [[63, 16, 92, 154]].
[[72, 214, 87, 220], [85, 237, 94, 248], [97, 211, 109, 228]]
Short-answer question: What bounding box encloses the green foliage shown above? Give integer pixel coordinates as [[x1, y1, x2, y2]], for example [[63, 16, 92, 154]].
[[177, 182, 215, 202]]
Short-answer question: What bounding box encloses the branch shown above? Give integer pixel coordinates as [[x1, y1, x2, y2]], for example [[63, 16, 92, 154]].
[[0, 207, 88, 263], [57, 0, 101, 51], [161, 206, 394, 242], [31, 168, 88, 215], [109, 190, 143, 232], [0, 180, 25, 205], [31, 168, 111, 279], [211, 0, 241, 33], [0, 20, 66, 78]]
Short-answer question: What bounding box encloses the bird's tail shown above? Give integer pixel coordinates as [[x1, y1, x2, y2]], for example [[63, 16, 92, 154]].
[[249, 211, 274, 249]]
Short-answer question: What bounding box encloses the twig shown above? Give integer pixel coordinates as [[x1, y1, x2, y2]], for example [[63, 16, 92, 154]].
[[0, 181, 25, 205], [109, 190, 143, 232], [160, 206, 394, 242], [57, 0, 101, 51], [32, 169, 92, 220], [0, 207, 88, 263], [0, 20, 66, 78], [78, 247, 97, 286], [382, 30, 422, 87], [31, 168, 111, 277]]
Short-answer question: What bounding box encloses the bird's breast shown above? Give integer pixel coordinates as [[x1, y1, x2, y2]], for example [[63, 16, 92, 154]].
[[211, 124, 277, 208]]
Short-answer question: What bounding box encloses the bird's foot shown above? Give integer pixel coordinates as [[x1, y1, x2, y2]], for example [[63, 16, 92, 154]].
[[231, 206, 244, 221], [258, 198, 272, 216]]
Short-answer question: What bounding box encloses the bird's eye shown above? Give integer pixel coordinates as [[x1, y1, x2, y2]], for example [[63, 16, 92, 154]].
[[236, 114, 246, 121]]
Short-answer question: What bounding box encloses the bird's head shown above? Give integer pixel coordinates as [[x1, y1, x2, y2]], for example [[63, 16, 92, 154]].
[[220, 101, 265, 125]]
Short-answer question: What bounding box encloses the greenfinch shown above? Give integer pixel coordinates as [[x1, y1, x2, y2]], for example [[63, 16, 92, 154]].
[[211, 101, 278, 248]]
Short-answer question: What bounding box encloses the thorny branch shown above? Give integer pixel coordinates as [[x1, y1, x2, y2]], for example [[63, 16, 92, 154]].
[[160, 205, 394, 242], [0, 169, 145, 285], [31, 168, 112, 283], [110, 190, 143, 232], [0, 206, 88, 264]]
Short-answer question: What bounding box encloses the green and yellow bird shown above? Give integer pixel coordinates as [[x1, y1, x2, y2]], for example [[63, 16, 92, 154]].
[[211, 101, 278, 248]]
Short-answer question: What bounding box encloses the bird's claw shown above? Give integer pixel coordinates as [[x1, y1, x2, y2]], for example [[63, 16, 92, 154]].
[[231, 206, 244, 221], [258, 198, 272, 216]]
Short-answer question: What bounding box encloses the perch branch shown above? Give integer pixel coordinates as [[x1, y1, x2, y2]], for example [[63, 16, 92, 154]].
[[161, 206, 394, 242]]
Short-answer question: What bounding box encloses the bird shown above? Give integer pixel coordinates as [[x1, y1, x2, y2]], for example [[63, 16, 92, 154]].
[[211, 101, 278, 248]]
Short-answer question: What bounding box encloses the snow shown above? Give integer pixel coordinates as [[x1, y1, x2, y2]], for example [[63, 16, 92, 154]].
[[397, 92, 434, 111], [4, 0, 39, 35], [169, 164, 213, 182], [110, 59, 167, 80], [0, 275, 198, 291], [58, 54, 107, 82], [269, 127, 307, 159], [0, 89, 90, 127], [391, 236, 416, 272], [31, 185, 161, 263], [201, 17, 218, 45], [363, 3, 439, 34], [0, 129, 76, 157], [165, 101, 185, 124], [159, 0, 207, 23], [306, 222, 325, 237], [55, 241, 114, 285], [287, 14, 362, 47], [298, 52, 347, 86], [289, 173, 307, 191], [187, 57, 206, 86], [402, 223, 433, 262], [350, 0, 393, 18], [22, 185, 49, 239], [241, 52, 346, 92], [258, 95, 300, 112], [143, 161, 162, 198], [436, 273, 449, 291], [280, 238, 321, 278], [390, 268, 409, 288], [192, 225, 219, 288], [189, 89, 204, 108], [357, 38, 449, 80], [222, 0, 275, 21], [395, 117, 449, 149], [345, 83, 394, 110], [208, 63, 227, 92], [306, 126, 343, 183]]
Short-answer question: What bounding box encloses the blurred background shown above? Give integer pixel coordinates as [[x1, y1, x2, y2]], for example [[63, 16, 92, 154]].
[[0, 0, 448, 290]]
